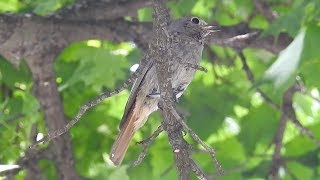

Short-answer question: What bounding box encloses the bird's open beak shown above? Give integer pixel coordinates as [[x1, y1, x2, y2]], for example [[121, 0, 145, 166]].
[[203, 25, 220, 33], [202, 25, 220, 37]]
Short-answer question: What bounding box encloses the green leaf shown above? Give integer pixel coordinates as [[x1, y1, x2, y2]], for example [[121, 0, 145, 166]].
[[254, 30, 305, 95], [285, 135, 316, 156], [108, 165, 129, 180], [300, 24, 320, 88], [56, 41, 130, 92], [265, 1, 305, 37], [250, 14, 269, 29], [293, 92, 316, 117], [238, 103, 279, 155], [191, 0, 216, 20], [31, 0, 74, 15], [150, 138, 174, 178], [286, 162, 313, 180], [0, 0, 24, 12], [243, 160, 270, 178], [137, 8, 153, 22], [301, 24, 320, 61], [0, 60, 31, 88], [167, 0, 197, 17], [214, 137, 246, 167]]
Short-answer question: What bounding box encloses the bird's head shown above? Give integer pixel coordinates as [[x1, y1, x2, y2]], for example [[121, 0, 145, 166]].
[[169, 17, 219, 41]]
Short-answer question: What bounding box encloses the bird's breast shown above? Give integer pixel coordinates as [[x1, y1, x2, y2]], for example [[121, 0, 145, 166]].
[[170, 42, 203, 88]]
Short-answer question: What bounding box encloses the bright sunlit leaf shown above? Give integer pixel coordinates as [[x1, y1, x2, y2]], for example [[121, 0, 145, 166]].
[[254, 30, 305, 94]]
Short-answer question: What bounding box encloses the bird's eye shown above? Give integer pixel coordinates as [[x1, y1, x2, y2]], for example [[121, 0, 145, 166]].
[[191, 17, 200, 24]]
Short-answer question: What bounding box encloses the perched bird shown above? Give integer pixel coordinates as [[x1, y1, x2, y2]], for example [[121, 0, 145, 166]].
[[110, 17, 217, 165]]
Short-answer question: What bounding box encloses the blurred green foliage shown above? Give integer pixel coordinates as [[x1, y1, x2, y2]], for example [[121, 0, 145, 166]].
[[1, 0, 320, 179]]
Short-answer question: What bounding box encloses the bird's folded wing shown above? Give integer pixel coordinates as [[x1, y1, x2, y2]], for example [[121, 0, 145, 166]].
[[119, 60, 154, 129]]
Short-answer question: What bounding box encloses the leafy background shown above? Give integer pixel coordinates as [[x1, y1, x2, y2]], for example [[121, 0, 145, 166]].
[[1, 0, 320, 179]]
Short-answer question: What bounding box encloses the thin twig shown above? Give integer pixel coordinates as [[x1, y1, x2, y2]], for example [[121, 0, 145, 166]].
[[237, 51, 320, 145], [254, 0, 277, 22], [0, 113, 25, 129], [284, 164, 299, 180], [268, 86, 296, 179], [209, 161, 249, 179], [169, 107, 223, 176], [185, 63, 207, 72], [160, 163, 174, 177], [30, 60, 153, 148], [289, 112, 320, 145], [133, 124, 164, 166], [189, 158, 209, 180], [237, 50, 280, 110], [177, 57, 207, 72]]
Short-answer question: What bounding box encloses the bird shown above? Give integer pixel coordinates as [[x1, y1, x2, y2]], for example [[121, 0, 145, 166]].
[[110, 16, 218, 166]]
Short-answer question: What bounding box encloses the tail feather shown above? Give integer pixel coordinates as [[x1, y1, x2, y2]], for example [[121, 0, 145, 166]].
[[110, 114, 136, 166]]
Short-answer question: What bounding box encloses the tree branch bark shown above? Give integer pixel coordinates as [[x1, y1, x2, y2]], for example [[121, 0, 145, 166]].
[[268, 85, 297, 180], [26, 52, 79, 179], [151, 1, 192, 179]]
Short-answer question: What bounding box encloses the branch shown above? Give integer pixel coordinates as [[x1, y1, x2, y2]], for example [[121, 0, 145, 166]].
[[0, 113, 25, 129], [0, 13, 291, 67], [1, 145, 50, 177], [170, 107, 223, 175], [133, 124, 164, 166], [160, 163, 175, 177], [268, 86, 296, 179], [31, 59, 153, 148], [206, 23, 292, 54], [237, 51, 320, 146], [254, 0, 277, 22], [150, 1, 224, 179], [26, 53, 80, 179], [237, 50, 280, 110], [189, 158, 209, 180], [0, 15, 151, 66], [151, 1, 192, 179], [56, 0, 152, 21]]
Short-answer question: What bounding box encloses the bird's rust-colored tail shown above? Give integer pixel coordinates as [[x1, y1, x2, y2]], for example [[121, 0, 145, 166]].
[[109, 112, 137, 166]]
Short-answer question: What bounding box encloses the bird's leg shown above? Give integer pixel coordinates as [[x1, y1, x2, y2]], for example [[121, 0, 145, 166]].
[[176, 57, 207, 72], [183, 62, 207, 72]]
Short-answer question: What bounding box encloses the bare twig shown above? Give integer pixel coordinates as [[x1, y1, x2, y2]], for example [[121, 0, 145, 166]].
[[176, 57, 208, 72], [30, 60, 153, 148], [254, 0, 277, 22], [209, 161, 248, 179], [184, 63, 208, 72], [268, 86, 296, 179], [57, 0, 152, 21], [284, 164, 299, 180], [160, 163, 175, 177], [189, 158, 209, 180], [169, 107, 223, 176], [237, 51, 320, 145], [0, 113, 25, 129], [289, 110, 320, 145], [1, 147, 50, 177], [236, 52, 320, 178], [268, 114, 286, 180], [237, 50, 280, 110], [133, 124, 164, 166]]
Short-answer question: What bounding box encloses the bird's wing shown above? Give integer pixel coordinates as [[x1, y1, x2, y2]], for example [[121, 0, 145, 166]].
[[119, 60, 154, 129]]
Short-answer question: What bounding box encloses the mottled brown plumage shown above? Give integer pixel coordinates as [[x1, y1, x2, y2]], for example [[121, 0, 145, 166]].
[[110, 17, 217, 165]]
